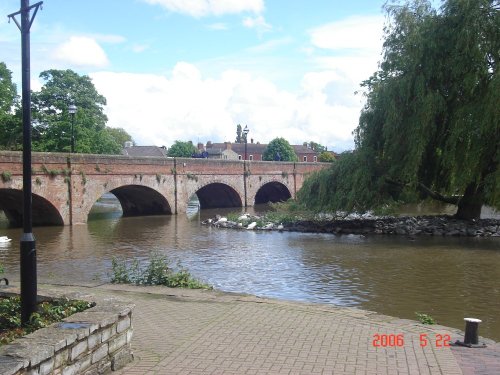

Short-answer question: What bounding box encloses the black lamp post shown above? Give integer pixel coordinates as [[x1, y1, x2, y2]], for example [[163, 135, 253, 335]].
[[8, 0, 43, 325], [243, 125, 249, 160], [68, 103, 77, 153]]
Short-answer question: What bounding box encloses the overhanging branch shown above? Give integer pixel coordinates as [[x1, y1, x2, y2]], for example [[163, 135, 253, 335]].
[[385, 177, 461, 205], [417, 182, 460, 205]]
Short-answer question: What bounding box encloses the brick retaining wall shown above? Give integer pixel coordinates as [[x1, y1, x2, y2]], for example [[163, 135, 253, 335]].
[[0, 290, 135, 375]]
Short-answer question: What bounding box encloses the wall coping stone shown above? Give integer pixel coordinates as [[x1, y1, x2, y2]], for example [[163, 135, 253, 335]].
[[0, 286, 135, 375]]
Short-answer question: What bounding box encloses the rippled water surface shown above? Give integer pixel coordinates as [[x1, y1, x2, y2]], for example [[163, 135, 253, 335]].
[[0, 200, 499, 341]]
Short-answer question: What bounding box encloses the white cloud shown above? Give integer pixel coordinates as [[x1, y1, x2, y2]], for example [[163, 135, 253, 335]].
[[90, 34, 127, 44], [52, 36, 109, 68], [242, 14, 272, 35], [245, 37, 292, 53], [142, 0, 264, 18], [307, 16, 385, 104], [90, 62, 359, 152], [310, 15, 384, 51]]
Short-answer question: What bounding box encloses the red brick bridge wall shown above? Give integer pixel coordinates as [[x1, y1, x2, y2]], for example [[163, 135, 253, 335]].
[[0, 151, 328, 226]]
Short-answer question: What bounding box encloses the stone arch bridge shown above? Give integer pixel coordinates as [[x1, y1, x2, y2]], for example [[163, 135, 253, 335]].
[[0, 151, 328, 226]]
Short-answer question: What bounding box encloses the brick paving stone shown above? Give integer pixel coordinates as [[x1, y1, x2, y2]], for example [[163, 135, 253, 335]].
[[33, 283, 500, 374]]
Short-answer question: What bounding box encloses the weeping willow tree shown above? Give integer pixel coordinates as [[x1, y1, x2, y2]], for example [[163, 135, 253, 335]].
[[299, 0, 499, 219]]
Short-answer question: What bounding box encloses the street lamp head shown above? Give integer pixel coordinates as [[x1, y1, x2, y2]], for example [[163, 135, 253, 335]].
[[68, 104, 77, 115]]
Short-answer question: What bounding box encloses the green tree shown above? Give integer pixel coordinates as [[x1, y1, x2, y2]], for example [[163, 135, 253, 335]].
[[304, 141, 327, 153], [263, 138, 298, 162], [0, 62, 22, 150], [298, 150, 392, 213], [167, 140, 197, 157], [235, 124, 242, 143], [106, 127, 134, 148], [31, 69, 127, 154], [318, 151, 335, 163], [0, 62, 17, 114], [298, 0, 499, 219]]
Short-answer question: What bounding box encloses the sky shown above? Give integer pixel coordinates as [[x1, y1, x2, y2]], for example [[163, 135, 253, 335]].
[[0, 0, 440, 151]]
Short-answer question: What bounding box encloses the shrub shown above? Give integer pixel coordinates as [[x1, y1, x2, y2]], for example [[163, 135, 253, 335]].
[[1, 172, 12, 183], [0, 297, 94, 345], [415, 312, 436, 325], [110, 252, 210, 289]]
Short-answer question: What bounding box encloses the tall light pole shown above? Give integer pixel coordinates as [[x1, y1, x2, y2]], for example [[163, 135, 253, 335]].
[[8, 0, 43, 325], [243, 125, 249, 160], [242, 125, 249, 208], [68, 103, 77, 153]]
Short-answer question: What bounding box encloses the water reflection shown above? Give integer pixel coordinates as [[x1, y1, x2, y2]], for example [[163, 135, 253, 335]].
[[0, 201, 498, 341]]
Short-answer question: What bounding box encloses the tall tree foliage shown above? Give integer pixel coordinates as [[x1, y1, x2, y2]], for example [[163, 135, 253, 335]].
[[31, 69, 132, 154], [262, 138, 298, 162], [0, 62, 22, 150], [235, 124, 242, 143], [299, 0, 499, 219], [167, 140, 197, 157], [0, 62, 17, 114]]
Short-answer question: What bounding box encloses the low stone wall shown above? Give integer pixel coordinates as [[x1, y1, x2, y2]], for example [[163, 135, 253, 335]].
[[0, 291, 135, 375]]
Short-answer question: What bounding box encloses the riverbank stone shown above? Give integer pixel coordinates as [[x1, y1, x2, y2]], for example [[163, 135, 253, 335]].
[[202, 214, 500, 237]]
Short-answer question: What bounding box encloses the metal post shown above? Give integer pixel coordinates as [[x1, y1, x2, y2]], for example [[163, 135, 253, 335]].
[[243, 125, 249, 161], [242, 125, 249, 208], [71, 113, 75, 153], [8, 0, 43, 325], [68, 103, 76, 153]]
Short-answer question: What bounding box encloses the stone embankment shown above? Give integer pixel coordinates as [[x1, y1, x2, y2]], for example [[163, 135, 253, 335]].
[[202, 214, 500, 237]]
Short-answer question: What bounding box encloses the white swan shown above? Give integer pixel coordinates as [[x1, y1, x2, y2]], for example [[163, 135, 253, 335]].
[[0, 236, 11, 243], [246, 222, 257, 230]]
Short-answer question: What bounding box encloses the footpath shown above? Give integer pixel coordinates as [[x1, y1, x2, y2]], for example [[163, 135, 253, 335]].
[[39, 283, 500, 374]]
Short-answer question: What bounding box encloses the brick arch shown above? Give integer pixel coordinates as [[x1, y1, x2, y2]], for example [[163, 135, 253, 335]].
[[111, 185, 172, 217], [247, 174, 295, 205], [80, 179, 172, 222], [254, 181, 292, 204], [188, 180, 243, 209], [0, 188, 64, 227]]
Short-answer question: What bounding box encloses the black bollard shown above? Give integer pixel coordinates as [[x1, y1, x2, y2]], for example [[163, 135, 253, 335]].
[[464, 318, 481, 345], [454, 318, 486, 348]]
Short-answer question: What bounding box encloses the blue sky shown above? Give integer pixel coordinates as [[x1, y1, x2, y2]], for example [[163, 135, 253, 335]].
[[0, 0, 442, 151]]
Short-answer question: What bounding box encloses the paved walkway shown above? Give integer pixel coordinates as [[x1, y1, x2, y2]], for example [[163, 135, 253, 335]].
[[41, 283, 500, 375]]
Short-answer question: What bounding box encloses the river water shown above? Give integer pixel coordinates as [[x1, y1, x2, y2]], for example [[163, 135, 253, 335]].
[[0, 197, 499, 341]]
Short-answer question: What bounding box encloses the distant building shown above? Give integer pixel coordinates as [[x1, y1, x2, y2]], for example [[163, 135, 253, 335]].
[[205, 141, 265, 161], [122, 144, 167, 157], [122, 141, 336, 162], [204, 140, 331, 162], [292, 144, 320, 163]]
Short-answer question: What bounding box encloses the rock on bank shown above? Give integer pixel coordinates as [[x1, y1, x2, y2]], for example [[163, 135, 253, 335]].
[[202, 215, 500, 237]]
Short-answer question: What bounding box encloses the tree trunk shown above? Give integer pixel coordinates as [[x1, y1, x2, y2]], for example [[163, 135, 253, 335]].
[[455, 183, 483, 220]]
